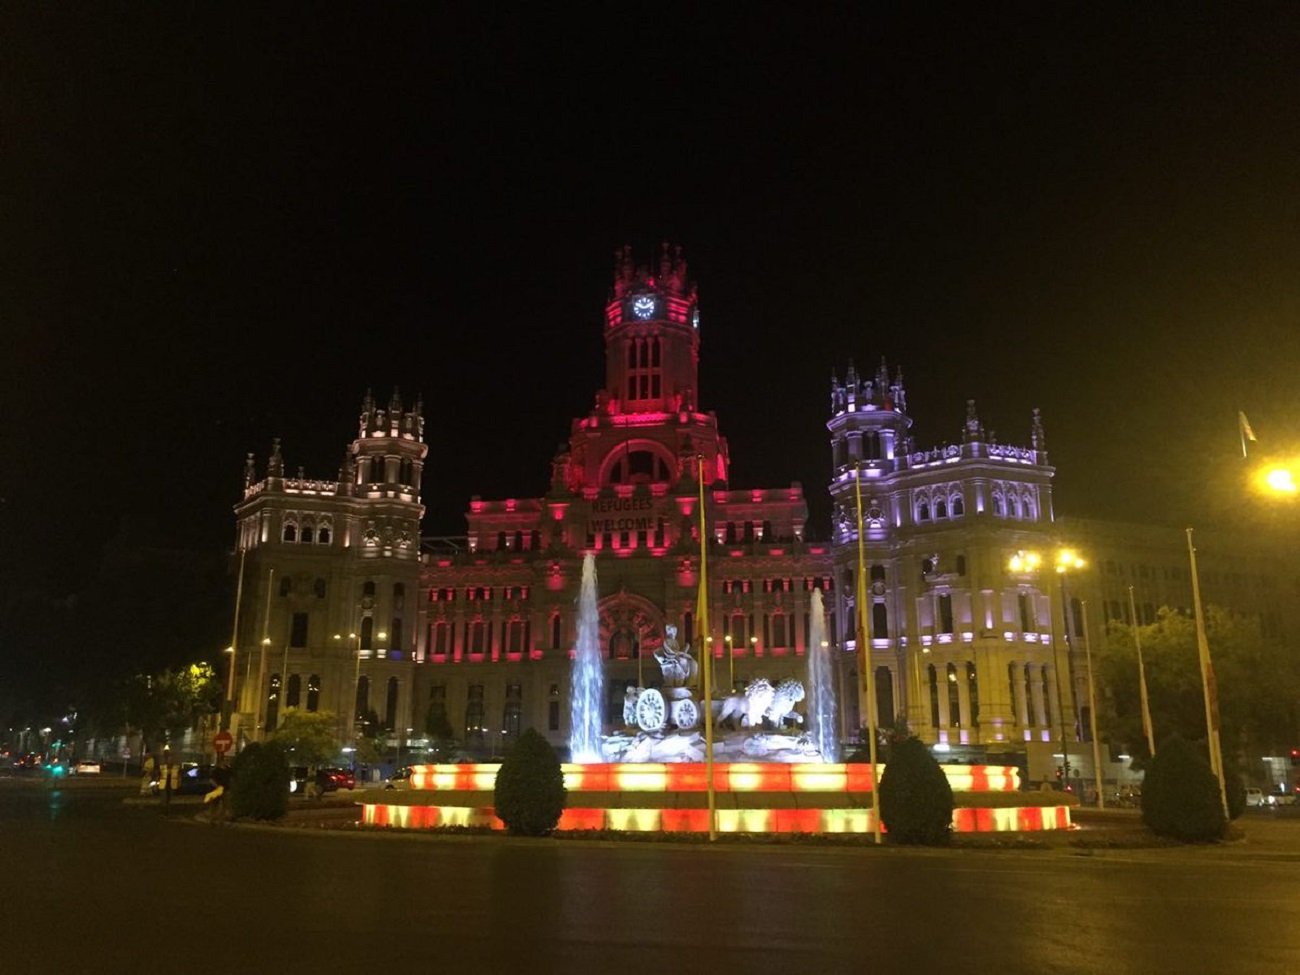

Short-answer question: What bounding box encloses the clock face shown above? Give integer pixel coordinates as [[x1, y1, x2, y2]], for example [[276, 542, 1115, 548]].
[[631, 296, 656, 320], [691, 308, 700, 329]]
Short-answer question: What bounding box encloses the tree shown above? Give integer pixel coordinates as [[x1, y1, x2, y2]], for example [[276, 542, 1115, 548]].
[[1141, 734, 1227, 842], [117, 662, 223, 752], [877, 735, 953, 844], [1100, 606, 1300, 765], [424, 703, 457, 760], [273, 709, 339, 768], [494, 728, 566, 836]]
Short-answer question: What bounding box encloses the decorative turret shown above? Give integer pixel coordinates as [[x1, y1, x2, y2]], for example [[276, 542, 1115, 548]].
[[1031, 408, 1046, 454], [602, 243, 702, 414], [962, 400, 985, 443], [827, 357, 914, 475], [267, 438, 284, 479], [243, 453, 256, 489]]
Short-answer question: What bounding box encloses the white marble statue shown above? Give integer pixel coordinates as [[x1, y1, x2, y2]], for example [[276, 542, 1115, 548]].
[[653, 624, 698, 688], [716, 677, 806, 729]]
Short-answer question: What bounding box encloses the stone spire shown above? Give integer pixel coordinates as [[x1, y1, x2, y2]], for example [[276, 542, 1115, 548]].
[[962, 400, 985, 443]]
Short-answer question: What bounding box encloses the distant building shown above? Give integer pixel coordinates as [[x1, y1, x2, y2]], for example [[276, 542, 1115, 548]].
[[230, 393, 427, 749], [228, 245, 1299, 776]]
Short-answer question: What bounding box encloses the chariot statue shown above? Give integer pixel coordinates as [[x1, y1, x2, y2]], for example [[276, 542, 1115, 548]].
[[628, 625, 701, 733]]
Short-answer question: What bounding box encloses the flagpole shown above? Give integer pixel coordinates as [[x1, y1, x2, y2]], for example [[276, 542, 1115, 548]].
[[224, 547, 248, 731], [697, 456, 717, 842], [853, 463, 882, 845], [1080, 601, 1105, 808], [1127, 585, 1156, 757], [1186, 528, 1228, 818]]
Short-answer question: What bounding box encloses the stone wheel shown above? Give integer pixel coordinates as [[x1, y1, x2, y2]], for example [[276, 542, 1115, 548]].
[[671, 698, 700, 731], [636, 688, 667, 732]]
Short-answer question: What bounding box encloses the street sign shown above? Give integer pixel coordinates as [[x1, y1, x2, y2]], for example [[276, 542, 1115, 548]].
[[213, 731, 233, 755]]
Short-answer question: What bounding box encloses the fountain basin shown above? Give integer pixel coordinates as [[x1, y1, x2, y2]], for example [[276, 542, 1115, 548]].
[[361, 762, 1073, 834]]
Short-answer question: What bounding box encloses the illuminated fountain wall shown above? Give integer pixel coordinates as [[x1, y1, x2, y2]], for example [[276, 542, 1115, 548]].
[[568, 554, 604, 763], [806, 588, 838, 762]]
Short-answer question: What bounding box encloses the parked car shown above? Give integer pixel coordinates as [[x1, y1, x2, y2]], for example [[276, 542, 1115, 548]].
[[73, 759, 102, 775], [383, 766, 415, 790], [321, 767, 355, 790], [1245, 787, 1266, 808], [151, 763, 217, 797]]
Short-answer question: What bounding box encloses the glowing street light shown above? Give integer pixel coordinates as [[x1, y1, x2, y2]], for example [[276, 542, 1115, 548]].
[[1263, 466, 1298, 495]]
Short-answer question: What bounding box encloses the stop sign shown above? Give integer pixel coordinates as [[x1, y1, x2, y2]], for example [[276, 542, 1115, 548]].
[[213, 731, 233, 755]]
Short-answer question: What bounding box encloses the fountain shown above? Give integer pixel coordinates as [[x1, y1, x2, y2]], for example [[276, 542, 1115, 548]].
[[365, 561, 1074, 835], [806, 588, 839, 762], [568, 553, 604, 763]]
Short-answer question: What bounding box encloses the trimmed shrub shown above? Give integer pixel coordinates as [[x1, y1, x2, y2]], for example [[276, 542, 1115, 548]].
[[230, 741, 289, 821], [1141, 734, 1227, 842], [878, 736, 953, 845], [494, 728, 567, 836]]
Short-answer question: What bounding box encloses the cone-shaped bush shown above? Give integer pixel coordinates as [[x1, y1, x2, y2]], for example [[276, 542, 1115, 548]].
[[1141, 734, 1227, 841], [230, 741, 289, 821], [878, 736, 953, 844], [494, 728, 567, 836]]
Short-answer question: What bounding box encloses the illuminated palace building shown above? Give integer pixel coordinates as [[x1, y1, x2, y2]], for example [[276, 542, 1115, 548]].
[[231, 246, 1295, 773]]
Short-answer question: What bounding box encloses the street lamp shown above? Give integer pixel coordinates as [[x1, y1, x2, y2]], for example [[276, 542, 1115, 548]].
[[1054, 550, 1086, 791], [1009, 548, 1075, 792], [725, 634, 734, 690]]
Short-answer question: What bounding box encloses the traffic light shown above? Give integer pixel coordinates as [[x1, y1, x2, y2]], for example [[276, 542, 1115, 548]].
[[1055, 766, 1063, 781]]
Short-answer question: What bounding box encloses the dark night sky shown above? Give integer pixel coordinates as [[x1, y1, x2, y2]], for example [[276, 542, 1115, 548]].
[[5, 5, 1300, 590]]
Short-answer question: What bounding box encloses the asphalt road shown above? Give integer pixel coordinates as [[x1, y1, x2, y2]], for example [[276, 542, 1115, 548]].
[[2, 780, 1299, 974]]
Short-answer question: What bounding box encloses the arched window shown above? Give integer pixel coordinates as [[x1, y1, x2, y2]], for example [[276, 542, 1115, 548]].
[[306, 674, 320, 712], [301, 524, 314, 544], [917, 501, 930, 521], [286, 673, 301, 709], [1024, 664, 1034, 725], [384, 677, 399, 732], [946, 663, 960, 727], [1008, 663, 1019, 724], [355, 675, 370, 726], [872, 602, 888, 637], [927, 665, 940, 728], [318, 525, 331, 544], [282, 521, 297, 543], [938, 594, 954, 634], [966, 662, 979, 726], [993, 493, 1005, 517], [266, 673, 281, 730], [1023, 494, 1036, 520], [951, 495, 964, 516], [360, 616, 374, 651], [503, 683, 523, 739], [1010, 495, 1023, 518], [935, 498, 947, 519], [875, 666, 894, 727]]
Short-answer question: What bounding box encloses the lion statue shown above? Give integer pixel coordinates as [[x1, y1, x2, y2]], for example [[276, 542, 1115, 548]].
[[715, 678, 806, 729], [765, 678, 806, 727]]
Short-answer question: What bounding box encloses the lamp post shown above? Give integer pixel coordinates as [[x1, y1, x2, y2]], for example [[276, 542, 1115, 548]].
[[1009, 549, 1074, 791], [725, 634, 734, 691], [1055, 550, 1085, 793], [1080, 599, 1105, 808]]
